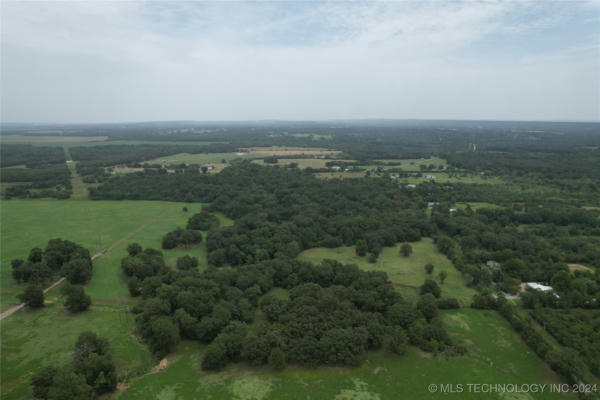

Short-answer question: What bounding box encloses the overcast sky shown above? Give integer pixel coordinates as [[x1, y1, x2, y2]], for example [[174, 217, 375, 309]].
[[1, 1, 599, 123]]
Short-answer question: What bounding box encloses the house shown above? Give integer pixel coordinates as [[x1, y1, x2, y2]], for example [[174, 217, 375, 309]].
[[207, 166, 214, 171], [406, 184, 416, 188], [426, 175, 436, 179], [427, 202, 439, 208], [449, 208, 457, 212], [331, 166, 341, 171], [486, 260, 500, 269], [525, 282, 553, 292]]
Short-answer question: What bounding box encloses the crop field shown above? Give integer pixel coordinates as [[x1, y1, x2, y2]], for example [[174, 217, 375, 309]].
[[116, 309, 571, 400], [298, 238, 477, 304]]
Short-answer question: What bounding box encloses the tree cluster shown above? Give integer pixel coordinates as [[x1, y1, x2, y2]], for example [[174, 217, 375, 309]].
[[31, 332, 117, 399], [12, 239, 93, 286]]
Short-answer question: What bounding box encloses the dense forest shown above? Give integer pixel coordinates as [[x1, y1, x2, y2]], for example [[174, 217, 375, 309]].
[[122, 244, 458, 370]]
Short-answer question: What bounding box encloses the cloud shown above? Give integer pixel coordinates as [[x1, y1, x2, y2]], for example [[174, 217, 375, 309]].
[[1, 0, 598, 122]]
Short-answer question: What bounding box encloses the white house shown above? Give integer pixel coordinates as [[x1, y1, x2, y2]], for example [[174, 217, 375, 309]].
[[525, 282, 553, 292]]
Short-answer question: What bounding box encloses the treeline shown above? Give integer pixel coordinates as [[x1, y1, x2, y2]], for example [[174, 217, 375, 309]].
[[446, 150, 600, 180], [32, 332, 117, 399], [471, 294, 595, 388], [70, 143, 236, 183], [0, 144, 66, 167], [124, 245, 460, 370], [530, 308, 600, 378], [2, 163, 72, 199]]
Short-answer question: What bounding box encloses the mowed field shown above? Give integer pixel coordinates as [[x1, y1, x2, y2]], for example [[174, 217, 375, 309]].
[[0, 199, 233, 399], [299, 238, 477, 305], [117, 308, 571, 400]]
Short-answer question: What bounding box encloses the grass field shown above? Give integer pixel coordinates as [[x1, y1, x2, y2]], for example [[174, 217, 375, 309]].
[[397, 172, 504, 185], [116, 309, 571, 400], [0, 199, 234, 399], [375, 157, 447, 171], [144, 152, 252, 165], [298, 238, 477, 304], [0, 200, 232, 310]]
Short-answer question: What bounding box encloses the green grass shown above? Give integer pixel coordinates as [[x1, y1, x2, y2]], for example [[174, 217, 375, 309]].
[[375, 157, 447, 171], [0, 199, 233, 398], [1, 302, 154, 400], [453, 202, 503, 210], [144, 152, 256, 165], [298, 238, 477, 305], [117, 309, 571, 400], [0, 200, 232, 310], [397, 172, 504, 185]]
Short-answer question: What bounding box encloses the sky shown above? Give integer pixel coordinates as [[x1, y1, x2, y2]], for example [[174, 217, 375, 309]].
[[1, 0, 599, 123]]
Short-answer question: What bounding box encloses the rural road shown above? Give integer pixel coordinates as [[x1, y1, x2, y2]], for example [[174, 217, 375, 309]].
[[0, 208, 174, 321]]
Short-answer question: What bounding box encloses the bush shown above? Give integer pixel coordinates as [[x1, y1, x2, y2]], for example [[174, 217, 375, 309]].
[[268, 347, 286, 370], [437, 297, 460, 309]]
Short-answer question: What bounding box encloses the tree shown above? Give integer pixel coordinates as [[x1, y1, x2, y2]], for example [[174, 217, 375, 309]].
[[201, 343, 228, 371], [400, 243, 412, 257], [356, 239, 368, 257], [389, 327, 408, 355], [268, 347, 286, 370], [19, 284, 44, 308], [420, 279, 441, 298], [417, 293, 438, 321], [61, 258, 92, 284], [183, 206, 188, 212], [176, 255, 199, 270], [424, 263, 434, 274], [126, 243, 142, 257], [46, 367, 94, 400], [28, 247, 43, 263], [62, 284, 91, 313], [32, 365, 57, 399], [438, 271, 447, 284], [147, 316, 180, 357]]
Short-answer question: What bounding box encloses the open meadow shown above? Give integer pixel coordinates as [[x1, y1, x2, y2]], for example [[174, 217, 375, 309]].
[[299, 239, 477, 305]]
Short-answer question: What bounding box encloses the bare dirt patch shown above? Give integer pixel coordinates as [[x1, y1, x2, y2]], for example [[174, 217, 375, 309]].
[[568, 263, 592, 272]]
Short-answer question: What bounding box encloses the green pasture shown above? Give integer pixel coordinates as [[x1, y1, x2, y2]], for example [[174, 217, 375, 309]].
[[117, 308, 571, 400], [298, 238, 477, 305], [0, 200, 232, 310], [1, 302, 155, 400], [144, 152, 254, 165]]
